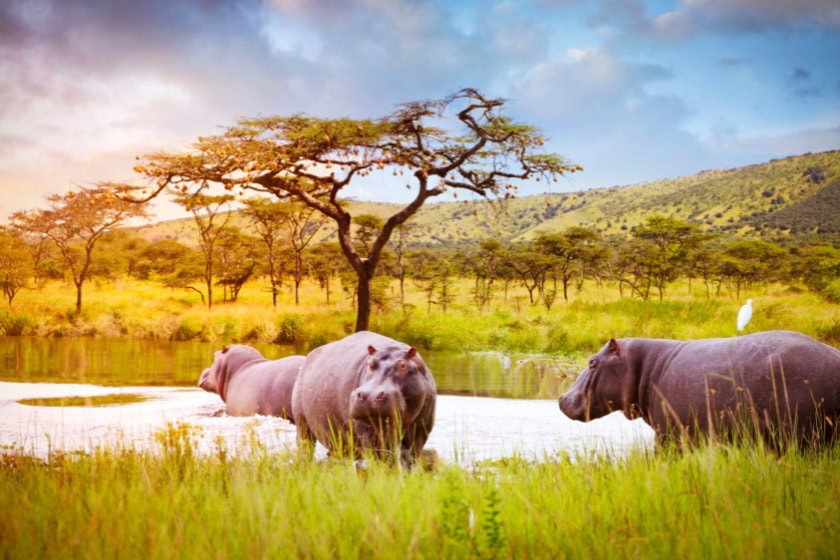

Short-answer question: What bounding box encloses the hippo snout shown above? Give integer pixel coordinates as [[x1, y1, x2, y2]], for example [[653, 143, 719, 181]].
[[198, 368, 215, 392], [558, 391, 586, 421], [351, 387, 406, 419]]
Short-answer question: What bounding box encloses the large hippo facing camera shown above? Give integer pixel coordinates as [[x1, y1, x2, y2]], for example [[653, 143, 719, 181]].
[[199, 345, 304, 420], [559, 330, 840, 447], [291, 331, 437, 466]]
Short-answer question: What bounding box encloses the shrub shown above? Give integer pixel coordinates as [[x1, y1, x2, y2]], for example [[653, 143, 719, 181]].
[[0, 310, 32, 336], [171, 318, 203, 341], [275, 314, 304, 344]]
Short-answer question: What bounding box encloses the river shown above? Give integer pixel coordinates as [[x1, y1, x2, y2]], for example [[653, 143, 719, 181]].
[[0, 381, 653, 463], [0, 337, 654, 463]]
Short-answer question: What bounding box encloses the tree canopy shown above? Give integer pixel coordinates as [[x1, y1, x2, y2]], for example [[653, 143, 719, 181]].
[[10, 186, 147, 315], [110, 88, 581, 330]]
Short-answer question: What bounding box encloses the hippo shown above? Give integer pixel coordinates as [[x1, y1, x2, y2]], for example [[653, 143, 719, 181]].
[[291, 331, 437, 466], [558, 330, 840, 448], [198, 345, 304, 420]]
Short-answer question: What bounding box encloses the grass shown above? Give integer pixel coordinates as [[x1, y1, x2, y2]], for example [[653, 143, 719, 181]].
[[3, 277, 840, 558], [1, 425, 838, 559], [3, 276, 840, 355]]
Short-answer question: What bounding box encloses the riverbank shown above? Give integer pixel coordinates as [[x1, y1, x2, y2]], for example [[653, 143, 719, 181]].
[[3, 278, 839, 355]]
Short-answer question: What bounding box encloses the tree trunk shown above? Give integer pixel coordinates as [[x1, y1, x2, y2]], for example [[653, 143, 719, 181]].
[[294, 252, 303, 305], [75, 281, 83, 316], [355, 271, 371, 332], [206, 276, 213, 309]]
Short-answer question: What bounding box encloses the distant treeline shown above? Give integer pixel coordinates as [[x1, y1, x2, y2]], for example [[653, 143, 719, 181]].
[[3, 213, 839, 313]]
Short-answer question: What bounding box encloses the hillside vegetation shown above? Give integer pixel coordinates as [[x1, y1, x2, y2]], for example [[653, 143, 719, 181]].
[[134, 151, 840, 248]]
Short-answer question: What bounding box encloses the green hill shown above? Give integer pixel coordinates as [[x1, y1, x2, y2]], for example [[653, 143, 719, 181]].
[[134, 150, 840, 248]]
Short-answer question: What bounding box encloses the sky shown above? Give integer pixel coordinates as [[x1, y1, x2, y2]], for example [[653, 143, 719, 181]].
[[1, 0, 839, 224]]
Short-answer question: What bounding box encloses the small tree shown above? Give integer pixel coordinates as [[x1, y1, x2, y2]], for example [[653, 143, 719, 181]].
[[171, 191, 235, 309], [505, 247, 556, 307], [535, 226, 601, 302], [633, 215, 702, 301], [10, 186, 147, 315], [307, 242, 346, 305], [391, 222, 413, 309], [135, 239, 196, 280], [215, 227, 259, 302], [115, 88, 580, 331], [469, 238, 504, 310], [719, 239, 789, 297], [0, 227, 33, 306], [242, 198, 288, 307]]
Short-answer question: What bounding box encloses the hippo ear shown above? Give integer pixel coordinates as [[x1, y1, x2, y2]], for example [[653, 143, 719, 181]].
[[607, 339, 621, 356], [368, 345, 376, 356], [222, 345, 230, 354], [405, 347, 417, 359]]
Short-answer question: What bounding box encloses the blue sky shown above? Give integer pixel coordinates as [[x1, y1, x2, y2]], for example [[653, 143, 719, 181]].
[[1, 0, 838, 222]]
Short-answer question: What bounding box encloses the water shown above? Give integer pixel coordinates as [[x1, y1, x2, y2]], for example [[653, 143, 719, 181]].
[[0, 337, 654, 463], [0, 337, 581, 399]]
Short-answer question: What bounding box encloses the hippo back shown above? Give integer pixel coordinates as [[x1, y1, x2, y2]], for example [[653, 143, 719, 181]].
[[225, 355, 305, 418]]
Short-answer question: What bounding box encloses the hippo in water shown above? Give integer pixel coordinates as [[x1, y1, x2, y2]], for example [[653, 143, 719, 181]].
[[558, 330, 840, 447], [199, 345, 304, 420], [291, 331, 437, 466]]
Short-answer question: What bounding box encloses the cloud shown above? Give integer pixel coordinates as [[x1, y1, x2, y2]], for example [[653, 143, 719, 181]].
[[0, 0, 836, 224], [651, 0, 840, 40], [507, 46, 712, 189], [787, 67, 820, 98], [513, 47, 673, 127]]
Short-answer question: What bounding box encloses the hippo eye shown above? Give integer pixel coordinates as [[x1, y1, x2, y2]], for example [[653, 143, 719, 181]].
[[589, 358, 598, 370], [394, 360, 409, 378]]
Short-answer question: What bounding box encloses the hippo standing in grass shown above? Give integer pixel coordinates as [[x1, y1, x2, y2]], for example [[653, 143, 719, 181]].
[[559, 330, 840, 448], [199, 345, 304, 420], [291, 331, 437, 466]]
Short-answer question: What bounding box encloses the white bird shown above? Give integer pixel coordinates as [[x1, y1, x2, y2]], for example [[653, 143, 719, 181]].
[[737, 299, 752, 332]]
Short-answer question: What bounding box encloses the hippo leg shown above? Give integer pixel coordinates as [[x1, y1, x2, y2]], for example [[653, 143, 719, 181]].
[[295, 419, 316, 460]]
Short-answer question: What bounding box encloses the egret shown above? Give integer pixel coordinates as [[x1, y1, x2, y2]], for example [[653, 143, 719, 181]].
[[737, 299, 752, 332]]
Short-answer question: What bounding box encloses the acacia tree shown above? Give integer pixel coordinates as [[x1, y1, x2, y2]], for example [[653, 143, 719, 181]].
[[534, 226, 601, 302], [242, 198, 330, 306], [10, 186, 147, 315], [284, 202, 328, 305], [0, 227, 33, 306], [171, 191, 234, 309], [633, 215, 702, 301], [307, 242, 346, 304], [114, 89, 580, 331], [506, 247, 556, 308], [242, 198, 289, 307], [215, 227, 259, 302]]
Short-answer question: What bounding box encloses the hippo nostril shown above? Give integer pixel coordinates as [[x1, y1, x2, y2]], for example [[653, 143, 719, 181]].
[[356, 391, 367, 402], [375, 391, 385, 402]]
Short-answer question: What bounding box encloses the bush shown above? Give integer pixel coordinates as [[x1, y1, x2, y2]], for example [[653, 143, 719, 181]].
[[820, 279, 840, 304], [0, 310, 32, 336], [171, 318, 203, 341], [275, 314, 304, 344]]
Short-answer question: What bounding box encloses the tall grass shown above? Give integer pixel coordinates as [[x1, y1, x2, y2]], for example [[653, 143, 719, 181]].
[[3, 277, 840, 354], [1, 427, 838, 559]]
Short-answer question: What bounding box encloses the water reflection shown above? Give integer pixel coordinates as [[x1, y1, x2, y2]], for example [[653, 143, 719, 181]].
[[0, 337, 583, 400], [17, 394, 152, 407]]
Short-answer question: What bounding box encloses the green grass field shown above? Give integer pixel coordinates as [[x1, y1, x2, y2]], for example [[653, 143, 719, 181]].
[[2, 427, 838, 559], [2, 276, 840, 558]]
